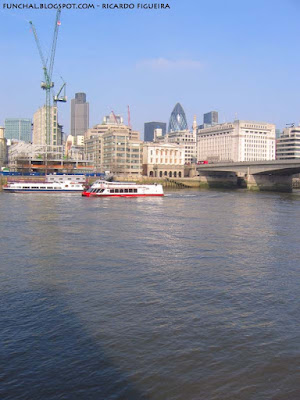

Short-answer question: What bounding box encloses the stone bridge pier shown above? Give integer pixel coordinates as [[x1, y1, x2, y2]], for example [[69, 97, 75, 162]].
[[246, 174, 293, 192]]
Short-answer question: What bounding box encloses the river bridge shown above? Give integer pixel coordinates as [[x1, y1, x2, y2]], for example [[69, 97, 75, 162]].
[[195, 160, 300, 192]]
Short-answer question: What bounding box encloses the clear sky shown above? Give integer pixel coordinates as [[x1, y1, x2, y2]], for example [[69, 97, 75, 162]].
[[0, 0, 300, 137]]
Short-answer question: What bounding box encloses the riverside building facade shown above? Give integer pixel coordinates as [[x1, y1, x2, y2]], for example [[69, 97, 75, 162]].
[[196, 120, 276, 162], [7, 142, 93, 173], [85, 117, 142, 176], [142, 142, 185, 178], [276, 125, 300, 160]]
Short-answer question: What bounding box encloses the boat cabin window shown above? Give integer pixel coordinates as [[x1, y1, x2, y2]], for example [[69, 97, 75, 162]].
[[129, 189, 133, 193], [120, 189, 124, 193], [124, 189, 129, 193], [134, 189, 138, 193], [115, 189, 119, 193], [110, 189, 115, 193]]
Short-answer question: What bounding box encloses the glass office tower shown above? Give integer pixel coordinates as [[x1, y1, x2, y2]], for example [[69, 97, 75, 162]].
[[168, 103, 188, 132], [4, 118, 32, 142]]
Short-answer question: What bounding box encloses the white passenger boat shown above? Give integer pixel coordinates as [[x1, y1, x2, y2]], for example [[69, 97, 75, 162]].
[[82, 180, 164, 197], [3, 175, 86, 193]]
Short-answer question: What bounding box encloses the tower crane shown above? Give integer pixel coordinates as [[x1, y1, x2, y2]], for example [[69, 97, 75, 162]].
[[29, 10, 66, 145]]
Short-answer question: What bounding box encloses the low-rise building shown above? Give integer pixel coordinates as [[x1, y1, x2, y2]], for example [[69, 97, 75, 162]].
[[196, 120, 276, 162], [143, 142, 185, 178]]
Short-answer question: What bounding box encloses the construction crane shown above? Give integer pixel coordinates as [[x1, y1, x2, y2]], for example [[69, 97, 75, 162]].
[[111, 110, 119, 124], [29, 10, 65, 145], [54, 80, 67, 104]]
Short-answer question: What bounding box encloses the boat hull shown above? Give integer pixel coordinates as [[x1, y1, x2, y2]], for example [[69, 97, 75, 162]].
[[82, 192, 164, 197], [3, 188, 83, 193]]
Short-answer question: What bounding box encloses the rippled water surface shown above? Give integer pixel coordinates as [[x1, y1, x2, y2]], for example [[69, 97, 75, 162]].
[[1, 189, 300, 400]]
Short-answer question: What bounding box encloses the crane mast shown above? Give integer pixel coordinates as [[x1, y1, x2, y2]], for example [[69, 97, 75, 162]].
[[29, 10, 63, 146]]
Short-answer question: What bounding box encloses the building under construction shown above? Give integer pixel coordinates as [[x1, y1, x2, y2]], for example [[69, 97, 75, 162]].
[[8, 142, 93, 174]]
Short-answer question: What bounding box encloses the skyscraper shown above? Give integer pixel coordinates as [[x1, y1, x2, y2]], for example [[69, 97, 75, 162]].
[[71, 92, 89, 137], [4, 118, 32, 142], [168, 103, 188, 132], [203, 111, 218, 125], [144, 122, 166, 142]]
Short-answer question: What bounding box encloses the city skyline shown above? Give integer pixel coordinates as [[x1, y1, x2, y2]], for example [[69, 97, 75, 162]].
[[1, 0, 300, 136]]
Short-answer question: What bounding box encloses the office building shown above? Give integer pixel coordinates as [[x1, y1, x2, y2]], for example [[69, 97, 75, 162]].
[[32, 106, 61, 146], [168, 103, 188, 132], [70, 92, 89, 137], [276, 125, 300, 160], [198, 111, 219, 130], [85, 114, 140, 141], [196, 120, 276, 162], [4, 118, 32, 142], [85, 118, 142, 175], [203, 111, 218, 125], [144, 122, 166, 142]]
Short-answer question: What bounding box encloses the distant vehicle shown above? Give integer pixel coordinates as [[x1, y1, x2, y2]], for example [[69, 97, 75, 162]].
[[197, 160, 209, 165]]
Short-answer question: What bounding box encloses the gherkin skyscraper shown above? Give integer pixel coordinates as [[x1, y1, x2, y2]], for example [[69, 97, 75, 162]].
[[168, 103, 188, 132]]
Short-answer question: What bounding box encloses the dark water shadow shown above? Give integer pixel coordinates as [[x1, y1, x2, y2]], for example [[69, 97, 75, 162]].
[[0, 288, 149, 400]]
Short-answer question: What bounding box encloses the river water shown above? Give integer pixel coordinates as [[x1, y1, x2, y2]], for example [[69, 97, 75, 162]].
[[0, 189, 299, 400]]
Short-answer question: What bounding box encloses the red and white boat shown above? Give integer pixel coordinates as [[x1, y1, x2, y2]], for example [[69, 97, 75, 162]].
[[82, 180, 164, 197]]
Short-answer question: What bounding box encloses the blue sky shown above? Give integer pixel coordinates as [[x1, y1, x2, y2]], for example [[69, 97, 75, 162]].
[[0, 0, 300, 137]]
